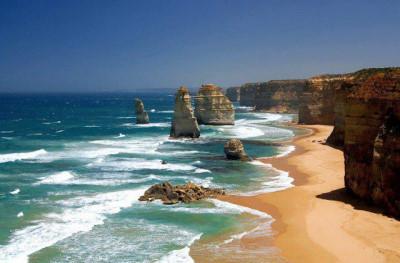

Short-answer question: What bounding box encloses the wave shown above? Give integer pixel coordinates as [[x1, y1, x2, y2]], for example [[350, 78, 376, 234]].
[[150, 109, 156, 112], [275, 145, 295, 157], [0, 131, 14, 134], [1, 137, 13, 140], [0, 188, 147, 263], [114, 133, 126, 138], [157, 110, 173, 113], [116, 116, 135, 119], [55, 130, 64, 133], [10, 188, 20, 195], [35, 171, 75, 185], [135, 122, 170, 128], [83, 125, 100, 128], [0, 149, 47, 164], [42, 121, 61, 125], [157, 234, 202, 263]]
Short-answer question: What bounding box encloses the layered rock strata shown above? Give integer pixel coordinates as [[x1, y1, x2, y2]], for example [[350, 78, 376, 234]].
[[135, 98, 149, 124], [239, 84, 258, 107], [194, 84, 235, 125], [225, 87, 240, 102], [138, 182, 225, 205], [343, 68, 400, 216], [170, 86, 200, 138], [254, 80, 308, 113], [224, 139, 250, 161]]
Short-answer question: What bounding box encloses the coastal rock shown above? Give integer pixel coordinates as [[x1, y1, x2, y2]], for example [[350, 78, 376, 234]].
[[194, 84, 235, 125], [254, 80, 308, 113], [135, 98, 149, 124], [138, 182, 225, 204], [239, 84, 258, 107], [225, 87, 240, 102], [170, 86, 200, 138], [224, 139, 250, 161], [343, 68, 400, 216]]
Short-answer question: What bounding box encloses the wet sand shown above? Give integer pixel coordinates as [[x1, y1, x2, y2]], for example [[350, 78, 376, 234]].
[[217, 125, 400, 263]]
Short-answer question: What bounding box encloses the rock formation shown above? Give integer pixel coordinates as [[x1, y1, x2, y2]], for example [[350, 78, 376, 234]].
[[138, 182, 225, 205], [254, 80, 308, 113], [298, 74, 350, 125], [239, 84, 258, 107], [224, 139, 250, 161], [342, 68, 400, 216], [170, 86, 200, 138], [194, 84, 235, 125], [225, 87, 240, 102], [135, 98, 149, 124]]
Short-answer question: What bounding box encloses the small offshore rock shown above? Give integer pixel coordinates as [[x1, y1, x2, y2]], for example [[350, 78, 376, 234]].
[[139, 181, 225, 205], [224, 138, 251, 161], [135, 98, 150, 124]]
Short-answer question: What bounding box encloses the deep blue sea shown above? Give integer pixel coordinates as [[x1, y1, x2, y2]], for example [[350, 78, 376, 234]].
[[0, 93, 297, 262]]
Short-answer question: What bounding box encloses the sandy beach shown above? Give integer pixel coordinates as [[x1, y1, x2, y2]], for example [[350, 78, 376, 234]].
[[218, 125, 400, 263]]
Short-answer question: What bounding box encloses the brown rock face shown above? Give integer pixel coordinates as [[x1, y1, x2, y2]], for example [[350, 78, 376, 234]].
[[135, 98, 149, 124], [298, 74, 350, 125], [254, 80, 308, 113], [343, 68, 400, 216], [239, 84, 258, 107], [225, 87, 240, 102], [194, 84, 235, 125], [138, 182, 225, 205], [224, 139, 250, 161], [170, 86, 200, 138]]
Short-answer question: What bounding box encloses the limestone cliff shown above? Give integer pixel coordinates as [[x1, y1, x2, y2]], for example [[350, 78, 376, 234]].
[[254, 80, 308, 113], [225, 87, 240, 102], [342, 68, 400, 216], [135, 98, 149, 124], [239, 84, 257, 107], [170, 86, 200, 138], [194, 84, 234, 125]]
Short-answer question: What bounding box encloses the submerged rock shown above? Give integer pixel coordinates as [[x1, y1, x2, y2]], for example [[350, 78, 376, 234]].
[[194, 84, 235, 125], [170, 86, 200, 138], [224, 139, 250, 161], [138, 182, 225, 205], [135, 98, 149, 124]]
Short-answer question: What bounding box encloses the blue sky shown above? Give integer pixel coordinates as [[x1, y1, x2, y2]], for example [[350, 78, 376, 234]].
[[0, 0, 399, 92]]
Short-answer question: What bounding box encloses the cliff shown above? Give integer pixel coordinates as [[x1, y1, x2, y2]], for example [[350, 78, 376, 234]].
[[254, 80, 308, 113], [298, 74, 351, 125], [342, 68, 400, 216], [135, 98, 149, 124], [170, 86, 200, 138], [225, 87, 240, 102], [239, 84, 258, 107], [194, 84, 234, 125]]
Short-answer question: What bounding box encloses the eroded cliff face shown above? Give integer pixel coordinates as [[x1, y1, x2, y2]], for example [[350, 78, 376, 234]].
[[194, 84, 234, 125], [239, 84, 257, 107], [298, 75, 350, 125], [225, 87, 240, 102], [254, 80, 308, 113], [343, 68, 400, 216], [170, 86, 200, 138]]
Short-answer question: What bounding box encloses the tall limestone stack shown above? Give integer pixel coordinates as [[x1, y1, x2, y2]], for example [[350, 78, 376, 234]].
[[194, 84, 235, 125], [170, 86, 200, 138], [225, 87, 240, 102], [343, 68, 400, 216], [254, 80, 308, 113], [298, 74, 350, 125], [135, 98, 149, 124]]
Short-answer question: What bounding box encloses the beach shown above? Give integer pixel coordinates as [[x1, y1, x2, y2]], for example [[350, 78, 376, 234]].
[[218, 124, 400, 263]]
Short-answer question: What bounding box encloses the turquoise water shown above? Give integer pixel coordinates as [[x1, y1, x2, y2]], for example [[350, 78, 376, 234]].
[[0, 93, 295, 262]]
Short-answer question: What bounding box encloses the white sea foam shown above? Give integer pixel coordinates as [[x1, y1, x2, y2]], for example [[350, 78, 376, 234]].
[[1, 137, 13, 140], [114, 133, 126, 138], [42, 121, 61, 125], [208, 199, 271, 219], [157, 234, 202, 263], [135, 122, 170, 128], [36, 171, 75, 185], [0, 149, 47, 164], [275, 145, 296, 157], [84, 125, 100, 128], [0, 188, 147, 263], [17, 212, 24, 218], [150, 109, 156, 112], [116, 116, 135, 119], [158, 110, 173, 113], [10, 188, 20, 195], [55, 130, 64, 133]]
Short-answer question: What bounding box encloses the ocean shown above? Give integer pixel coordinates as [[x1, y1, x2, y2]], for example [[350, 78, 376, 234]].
[[0, 93, 297, 262]]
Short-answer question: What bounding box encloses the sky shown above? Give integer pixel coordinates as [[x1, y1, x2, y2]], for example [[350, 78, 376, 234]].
[[0, 0, 399, 93]]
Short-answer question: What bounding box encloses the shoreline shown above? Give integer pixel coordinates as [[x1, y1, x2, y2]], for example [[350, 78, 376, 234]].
[[214, 124, 400, 262]]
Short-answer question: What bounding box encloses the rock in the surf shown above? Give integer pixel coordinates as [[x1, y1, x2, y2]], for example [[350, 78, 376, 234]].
[[170, 86, 200, 138], [138, 182, 225, 205], [135, 98, 149, 124], [194, 84, 235, 125], [224, 139, 251, 161]]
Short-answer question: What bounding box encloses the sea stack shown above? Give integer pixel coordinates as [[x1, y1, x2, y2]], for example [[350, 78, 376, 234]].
[[135, 98, 149, 124], [170, 86, 200, 138], [224, 139, 250, 161], [194, 84, 235, 125]]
